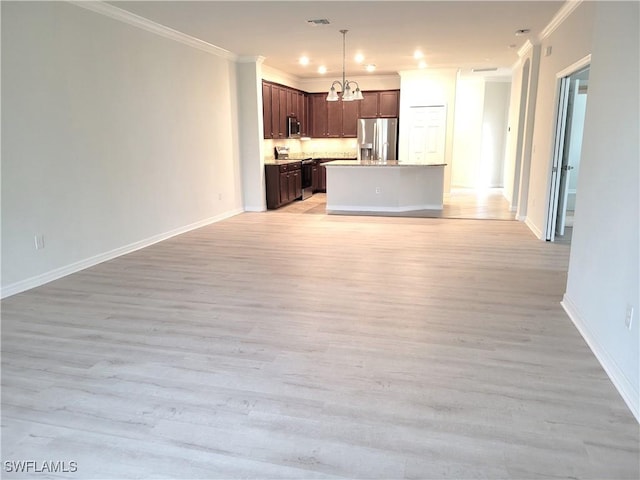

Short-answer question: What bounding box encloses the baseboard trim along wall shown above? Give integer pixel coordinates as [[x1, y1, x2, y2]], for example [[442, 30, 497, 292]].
[[524, 216, 543, 239], [0, 208, 244, 299], [562, 294, 640, 422]]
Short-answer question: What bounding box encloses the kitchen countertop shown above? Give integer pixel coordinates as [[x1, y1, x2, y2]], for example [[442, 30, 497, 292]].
[[264, 157, 356, 166], [326, 160, 447, 167], [264, 158, 307, 166]]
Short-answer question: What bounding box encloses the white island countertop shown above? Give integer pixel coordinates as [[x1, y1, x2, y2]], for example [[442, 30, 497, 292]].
[[327, 160, 447, 167], [324, 161, 446, 213]]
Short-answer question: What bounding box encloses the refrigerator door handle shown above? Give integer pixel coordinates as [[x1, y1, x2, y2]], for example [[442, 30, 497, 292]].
[[373, 122, 377, 160]]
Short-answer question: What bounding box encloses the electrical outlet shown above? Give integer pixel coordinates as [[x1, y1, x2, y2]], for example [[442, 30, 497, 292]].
[[218, 193, 222, 200], [375, 187, 381, 194], [625, 305, 634, 330], [34, 234, 45, 250]]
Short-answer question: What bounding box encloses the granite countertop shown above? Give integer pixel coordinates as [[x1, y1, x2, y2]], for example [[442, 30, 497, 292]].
[[326, 160, 448, 167], [264, 159, 306, 166], [264, 152, 357, 162]]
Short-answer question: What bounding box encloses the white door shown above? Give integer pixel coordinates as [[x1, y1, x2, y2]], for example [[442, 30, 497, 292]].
[[408, 106, 446, 164], [546, 65, 589, 241]]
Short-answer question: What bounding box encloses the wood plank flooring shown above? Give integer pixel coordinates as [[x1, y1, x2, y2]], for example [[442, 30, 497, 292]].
[[2, 212, 638, 479]]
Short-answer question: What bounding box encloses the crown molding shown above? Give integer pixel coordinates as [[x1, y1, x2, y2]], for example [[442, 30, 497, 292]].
[[517, 39, 536, 58], [237, 56, 266, 64], [69, 1, 236, 60], [539, 0, 584, 41], [261, 64, 302, 83]]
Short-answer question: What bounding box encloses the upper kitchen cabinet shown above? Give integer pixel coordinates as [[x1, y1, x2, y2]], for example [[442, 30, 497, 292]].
[[297, 92, 308, 136], [309, 93, 359, 138], [359, 90, 400, 118], [262, 81, 308, 139], [262, 84, 398, 139], [379, 90, 400, 117], [309, 93, 328, 138], [262, 82, 273, 139], [342, 101, 359, 137]]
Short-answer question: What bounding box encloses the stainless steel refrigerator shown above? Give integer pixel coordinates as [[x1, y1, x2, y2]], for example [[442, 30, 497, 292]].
[[357, 118, 398, 161]]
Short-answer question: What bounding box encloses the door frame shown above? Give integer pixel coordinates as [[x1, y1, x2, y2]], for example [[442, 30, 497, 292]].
[[545, 54, 591, 241]]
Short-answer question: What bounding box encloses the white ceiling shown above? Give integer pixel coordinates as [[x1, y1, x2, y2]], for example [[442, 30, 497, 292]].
[[110, 1, 564, 78]]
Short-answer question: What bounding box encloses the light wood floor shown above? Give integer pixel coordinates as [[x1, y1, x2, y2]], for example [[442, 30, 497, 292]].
[[2, 212, 637, 479], [279, 188, 516, 221]]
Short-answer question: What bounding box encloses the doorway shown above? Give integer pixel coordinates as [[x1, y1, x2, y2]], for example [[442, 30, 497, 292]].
[[545, 61, 590, 242]]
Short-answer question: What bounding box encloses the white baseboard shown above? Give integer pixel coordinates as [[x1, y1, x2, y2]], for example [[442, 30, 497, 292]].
[[1, 208, 244, 299], [524, 216, 543, 239], [562, 294, 640, 422], [327, 203, 443, 213], [243, 205, 267, 212]]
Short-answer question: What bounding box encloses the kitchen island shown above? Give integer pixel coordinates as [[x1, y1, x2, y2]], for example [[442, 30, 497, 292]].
[[325, 160, 446, 214]]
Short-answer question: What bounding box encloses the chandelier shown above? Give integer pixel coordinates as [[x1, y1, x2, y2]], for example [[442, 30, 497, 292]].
[[326, 30, 363, 102]]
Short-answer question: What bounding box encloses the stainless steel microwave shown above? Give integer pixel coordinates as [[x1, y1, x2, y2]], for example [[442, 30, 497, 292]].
[[287, 117, 300, 138]]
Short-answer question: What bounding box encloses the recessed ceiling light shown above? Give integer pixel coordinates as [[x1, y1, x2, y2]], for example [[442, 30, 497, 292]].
[[354, 53, 364, 64], [515, 28, 530, 36], [318, 65, 327, 74], [418, 60, 427, 69], [365, 64, 376, 72], [472, 67, 498, 72], [414, 50, 424, 59], [299, 56, 309, 66]]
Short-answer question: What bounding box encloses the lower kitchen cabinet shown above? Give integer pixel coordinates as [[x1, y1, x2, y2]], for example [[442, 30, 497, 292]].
[[265, 162, 302, 209], [314, 158, 356, 192]]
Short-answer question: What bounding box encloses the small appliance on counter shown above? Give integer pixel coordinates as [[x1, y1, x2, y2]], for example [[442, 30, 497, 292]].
[[274, 145, 289, 159]]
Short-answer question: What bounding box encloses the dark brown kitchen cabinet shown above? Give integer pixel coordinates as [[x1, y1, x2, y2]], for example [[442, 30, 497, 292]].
[[309, 94, 328, 138], [326, 101, 343, 137], [309, 93, 360, 138], [311, 162, 319, 191], [263, 83, 399, 139], [265, 162, 302, 209], [298, 93, 308, 136], [342, 101, 359, 137], [270, 85, 281, 138], [359, 94, 379, 118], [358, 90, 400, 118], [262, 82, 273, 138], [379, 90, 400, 117], [262, 81, 308, 139], [316, 162, 327, 191], [278, 87, 288, 137]]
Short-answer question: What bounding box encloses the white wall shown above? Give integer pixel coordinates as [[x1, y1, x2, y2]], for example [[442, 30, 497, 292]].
[[451, 77, 510, 189], [503, 61, 525, 209], [514, 45, 541, 223], [398, 69, 458, 192], [1, 2, 243, 295], [451, 75, 484, 187], [481, 81, 510, 188], [237, 59, 266, 211], [562, 1, 639, 421], [524, 1, 595, 235]]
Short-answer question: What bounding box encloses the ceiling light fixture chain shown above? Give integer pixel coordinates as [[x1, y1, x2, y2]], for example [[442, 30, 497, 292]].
[[326, 29, 363, 102]]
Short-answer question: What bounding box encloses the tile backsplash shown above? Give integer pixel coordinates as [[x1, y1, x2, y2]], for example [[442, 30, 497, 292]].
[[264, 138, 357, 160]]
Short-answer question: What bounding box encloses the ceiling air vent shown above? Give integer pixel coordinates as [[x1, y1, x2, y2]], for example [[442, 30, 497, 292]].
[[307, 19, 330, 26], [472, 67, 498, 73]]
